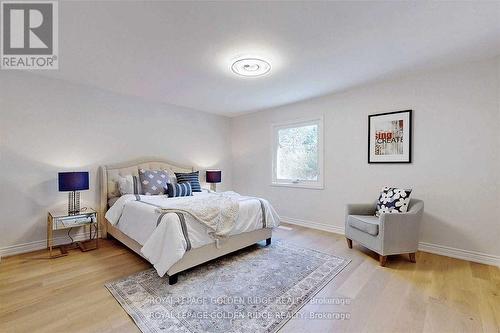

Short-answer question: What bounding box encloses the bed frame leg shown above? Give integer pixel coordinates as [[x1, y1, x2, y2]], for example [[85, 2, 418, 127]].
[[168, 274, 178, 285], [266, 238, 272, 246]]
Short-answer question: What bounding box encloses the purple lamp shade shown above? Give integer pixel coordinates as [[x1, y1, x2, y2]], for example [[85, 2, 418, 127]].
[[58, 172, 89, 192], [206, 170, 222, 183]]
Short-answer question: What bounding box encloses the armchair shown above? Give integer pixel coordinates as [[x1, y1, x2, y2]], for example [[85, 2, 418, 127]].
[[345, 199, 424, 266]]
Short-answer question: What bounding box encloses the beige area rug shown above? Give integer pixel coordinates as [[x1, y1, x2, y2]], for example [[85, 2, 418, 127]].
[[106, 240, 350, 333]]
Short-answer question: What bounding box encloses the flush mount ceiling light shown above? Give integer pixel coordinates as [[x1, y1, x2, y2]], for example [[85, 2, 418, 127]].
[[231, 58, 271, 77]]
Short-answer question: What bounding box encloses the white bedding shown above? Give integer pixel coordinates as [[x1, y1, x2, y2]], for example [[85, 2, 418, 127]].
[[105, 191, 280, 276]]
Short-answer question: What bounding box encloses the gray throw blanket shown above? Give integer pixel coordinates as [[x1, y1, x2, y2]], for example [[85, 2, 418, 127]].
[[154, 193, 239, 237]]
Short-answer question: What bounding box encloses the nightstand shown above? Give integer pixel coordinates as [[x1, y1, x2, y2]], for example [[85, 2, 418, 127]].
[[47, 207, 98, 258]]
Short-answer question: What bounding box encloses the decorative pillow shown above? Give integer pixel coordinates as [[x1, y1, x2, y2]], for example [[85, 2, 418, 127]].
[[139, 169, 170, 195], [166, 182, 192, 197], [175, 171, 201, 192], [117, 175, 142, 195], [376, 187, 412, 216], [162, 168, 177, 185]]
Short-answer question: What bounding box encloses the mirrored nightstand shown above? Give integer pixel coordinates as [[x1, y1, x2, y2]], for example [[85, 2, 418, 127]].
[[47, 207, 98, 258]]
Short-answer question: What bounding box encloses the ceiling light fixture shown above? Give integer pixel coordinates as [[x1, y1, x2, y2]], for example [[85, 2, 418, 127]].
[[231, 58, 271, 77]]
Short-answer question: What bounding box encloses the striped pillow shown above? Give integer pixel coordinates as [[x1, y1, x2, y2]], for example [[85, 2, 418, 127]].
[[166, 182, 192, 197], [175, 171, 201, 192]]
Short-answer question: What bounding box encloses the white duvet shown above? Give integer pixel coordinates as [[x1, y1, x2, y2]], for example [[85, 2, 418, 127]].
[[105, 191, 280, 276]]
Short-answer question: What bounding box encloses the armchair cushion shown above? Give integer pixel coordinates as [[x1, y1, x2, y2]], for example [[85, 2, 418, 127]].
[[348, 215, 380, 236]]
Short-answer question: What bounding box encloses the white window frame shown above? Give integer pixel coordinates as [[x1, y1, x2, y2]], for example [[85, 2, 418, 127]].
[[271, 116, 324, 189]]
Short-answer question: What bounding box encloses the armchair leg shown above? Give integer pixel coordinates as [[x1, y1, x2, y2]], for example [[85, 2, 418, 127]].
[[409, 252, 416, 263], [379, 255, 387, 267], [346, 238, 353, 249]]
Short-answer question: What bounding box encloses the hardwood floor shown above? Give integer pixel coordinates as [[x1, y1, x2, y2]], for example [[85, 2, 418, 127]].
[[1, 223, 499, 333]]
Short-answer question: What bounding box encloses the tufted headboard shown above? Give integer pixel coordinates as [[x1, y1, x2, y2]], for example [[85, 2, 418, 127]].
[[99, 158, 193, 234]]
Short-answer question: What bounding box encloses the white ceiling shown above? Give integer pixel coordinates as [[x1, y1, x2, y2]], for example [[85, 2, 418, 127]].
[[42, 1, 500, 116]]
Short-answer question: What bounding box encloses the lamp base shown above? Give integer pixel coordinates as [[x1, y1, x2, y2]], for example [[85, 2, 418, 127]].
[[210, 183, 217, 192], [68, 191, 81, 215]]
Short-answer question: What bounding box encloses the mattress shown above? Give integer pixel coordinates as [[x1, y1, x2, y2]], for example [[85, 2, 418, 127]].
[[105, 191, 280, 276]]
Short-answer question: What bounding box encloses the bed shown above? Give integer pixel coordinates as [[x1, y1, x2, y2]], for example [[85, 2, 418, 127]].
[[99, 158, 279, 284]]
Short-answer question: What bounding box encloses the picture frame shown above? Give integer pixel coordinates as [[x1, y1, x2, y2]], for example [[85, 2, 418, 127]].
[[368, 110, 412, 163]]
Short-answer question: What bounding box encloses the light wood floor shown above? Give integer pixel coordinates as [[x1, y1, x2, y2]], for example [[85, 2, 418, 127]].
[[1, 224, 499, 333]]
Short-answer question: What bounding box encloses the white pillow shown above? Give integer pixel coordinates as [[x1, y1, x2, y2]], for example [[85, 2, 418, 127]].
[[117, 175, 142, 195], [162, 169, 177, 185]]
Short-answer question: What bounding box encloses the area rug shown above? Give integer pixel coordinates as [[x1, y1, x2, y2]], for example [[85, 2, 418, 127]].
[[105, 240, 350, 333]]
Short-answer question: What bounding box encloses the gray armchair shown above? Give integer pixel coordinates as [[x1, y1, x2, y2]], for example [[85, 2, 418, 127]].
[[345, 199, 424, 266]]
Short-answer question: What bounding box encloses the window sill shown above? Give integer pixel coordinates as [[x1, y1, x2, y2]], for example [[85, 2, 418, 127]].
[[270, 182, 324, 190]]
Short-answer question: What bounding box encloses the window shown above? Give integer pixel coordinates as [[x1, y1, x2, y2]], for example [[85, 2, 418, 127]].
[[272, 117, 324, 189]]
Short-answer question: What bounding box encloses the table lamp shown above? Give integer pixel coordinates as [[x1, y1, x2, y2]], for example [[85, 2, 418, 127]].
[[206, 170, 221, 192], [58, 171, 89, 214]]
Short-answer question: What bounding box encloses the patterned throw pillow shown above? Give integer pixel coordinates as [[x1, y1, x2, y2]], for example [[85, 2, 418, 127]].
[[139, 169, 170, 195], [166, 182, 192, 197], [117, 175, 142, 195], [175, 171, 202, 192], [376, 187, 412, 217]]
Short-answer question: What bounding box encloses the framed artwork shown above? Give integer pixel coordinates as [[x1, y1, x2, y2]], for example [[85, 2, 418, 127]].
[[368, 110, 412, 163]]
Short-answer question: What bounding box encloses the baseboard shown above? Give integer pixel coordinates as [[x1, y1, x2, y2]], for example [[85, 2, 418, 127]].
[[0, 230, 99, 259], [280, 216, 500, 267], [3, 218, 499, 267], [418, 242, 500, 267]]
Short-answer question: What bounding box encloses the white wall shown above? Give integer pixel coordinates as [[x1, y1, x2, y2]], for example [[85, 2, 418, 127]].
[[1, 58, 499, 262], [231, 58, 500, 259], [0, 72, 232, 253]]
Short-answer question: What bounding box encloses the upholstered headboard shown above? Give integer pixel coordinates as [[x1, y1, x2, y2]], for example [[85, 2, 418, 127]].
[[99, 158, 193, 235]]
